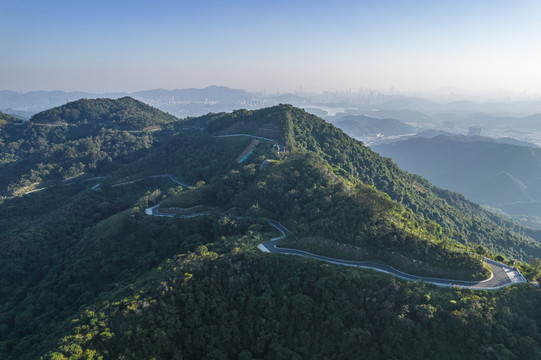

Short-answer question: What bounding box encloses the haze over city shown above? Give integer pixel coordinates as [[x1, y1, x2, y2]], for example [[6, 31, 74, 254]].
[[2, 0, 541, 97]]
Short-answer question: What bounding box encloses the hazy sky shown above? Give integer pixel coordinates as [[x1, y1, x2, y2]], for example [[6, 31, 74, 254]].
[[1, 0, 541, 94]]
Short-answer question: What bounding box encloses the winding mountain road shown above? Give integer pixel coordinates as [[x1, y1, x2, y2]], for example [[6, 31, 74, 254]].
[[132, 168, 525, 289], [258, 221, 526, 290], [146, 201, 526, 290]]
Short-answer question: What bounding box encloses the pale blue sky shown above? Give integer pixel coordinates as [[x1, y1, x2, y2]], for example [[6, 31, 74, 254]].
[[1, 0, 540, 94]]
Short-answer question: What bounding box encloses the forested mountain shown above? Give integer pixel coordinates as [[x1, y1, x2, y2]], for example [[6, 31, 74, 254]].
[[30, 96, 178, 129], [1, 99, 541, 359], [374, 136, 541, 228], [0, 97, 179, 196]]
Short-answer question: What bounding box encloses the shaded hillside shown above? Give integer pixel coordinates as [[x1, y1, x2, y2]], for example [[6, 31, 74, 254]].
[[373, 136, 541, 226]]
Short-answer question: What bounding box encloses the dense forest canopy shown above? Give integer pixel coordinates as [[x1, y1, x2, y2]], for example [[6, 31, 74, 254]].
[[30, 97, 178, 129]]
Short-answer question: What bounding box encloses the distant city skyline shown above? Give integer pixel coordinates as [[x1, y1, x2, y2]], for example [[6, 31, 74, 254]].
[[2, 85, 540, 104], [2, 0, 541, 96]]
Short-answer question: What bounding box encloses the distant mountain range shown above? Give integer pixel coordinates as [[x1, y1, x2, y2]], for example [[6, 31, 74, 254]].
[[5, 87, 541, 120], [375, 130, 538, 148], [0, 86, 296, 119], [373, 135, 541, 227]]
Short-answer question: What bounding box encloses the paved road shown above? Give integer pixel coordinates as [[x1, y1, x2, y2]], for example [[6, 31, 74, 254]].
[[260, 221, 526, 290], [214, 134, 285, 153]]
